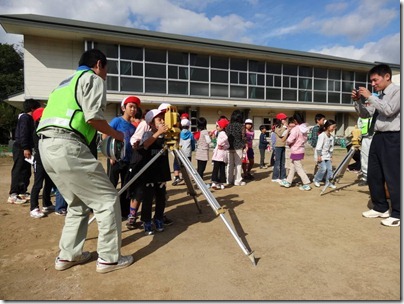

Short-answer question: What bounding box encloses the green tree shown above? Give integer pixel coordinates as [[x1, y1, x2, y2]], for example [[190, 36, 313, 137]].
[[0, 43, 24, 143]]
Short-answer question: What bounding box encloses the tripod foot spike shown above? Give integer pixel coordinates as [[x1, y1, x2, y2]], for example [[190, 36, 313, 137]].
[[247, 252, 257, 266]]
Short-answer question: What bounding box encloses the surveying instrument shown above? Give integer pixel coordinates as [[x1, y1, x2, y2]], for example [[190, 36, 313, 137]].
[[91, 105, 256, 265], [320, 143, 360, 195]]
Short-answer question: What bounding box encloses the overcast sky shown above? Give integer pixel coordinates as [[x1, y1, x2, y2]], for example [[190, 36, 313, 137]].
[[0, 0, 401, 65]]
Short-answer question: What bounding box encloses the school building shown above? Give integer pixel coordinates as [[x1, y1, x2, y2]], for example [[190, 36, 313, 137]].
[[0, 14, 400, 142]]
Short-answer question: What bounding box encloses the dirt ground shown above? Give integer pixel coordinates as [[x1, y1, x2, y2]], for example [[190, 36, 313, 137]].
[[0, 148, 400, 301]]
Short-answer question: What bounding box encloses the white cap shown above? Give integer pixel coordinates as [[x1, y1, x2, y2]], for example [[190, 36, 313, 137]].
[[181, 118, 191, 127], [245, 119, 253, 124], [145, 109, 164, 125], [158, 103, 171, 111]]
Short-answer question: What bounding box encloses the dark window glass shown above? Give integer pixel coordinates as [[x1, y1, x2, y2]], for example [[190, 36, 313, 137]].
[[342, 81, 354, 92], [257, 74, 265, 86], [239, 72, 247, 84], [94, 43, 118, 58], [341, 93, 352, 104], [249, 73, 257, 85], [211, 69, 228, 83], [355, 72, 367, 82], [290, 77, 297, 88], [190, 54, 209, 67], [314, 79, 327, 90], [179, 67, 188, 79], [230, 85, 247, 98], [145, 63, 166, 78], [249, 60, 265, 72], [230, 71, 238, 83], [328, 92, 340, 103], [267, 62, 281, 74], [211, 56, 228, 69], [121, 77, 143, 92], [249, 87, 264, 99], [190, 82, 209, 96], [266, 88, 281, 100], [328, 80, 341, 91], [145, 79, 166, 93], [106, 76, 118, 91], [231, 58, 247, 71], [108, 60, 118, 74], [211, 84, 228, 97], [283, 89, 297, 101], [120, 62, 132, 76], [314, 91, 327, 103], [329, 69, 341, 80], [168, 51, 188, 65], [266, 75, 273, 86], [168, 66, 178, 79], [274, 76, 282, 87], [121, 46, 143, 60], [342, 70, 354, 81], [299, 66, 312, 77], [145, 48, 166, 63], [314, 68, 327, 78], [168, 81, 188, 95], [190, 68, 209, 81], [299, 90, 312, 102], [133, 63, 143, 76], [299, 78, 312, 89], [283, 64, 297, 76]]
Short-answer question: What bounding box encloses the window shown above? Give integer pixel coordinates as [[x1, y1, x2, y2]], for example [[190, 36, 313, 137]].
[[145, 48, 166, 63], [190, 68, 209, 81], [121, 77, 143, 92], [145, 79, 166, 93], [211, 56, 228, 69], [168, 81, 188, 95], [145, 63, 166, 78], [211, 69, 228, 83], [283, 64, 298, 76], [230, 86, 247, 98], [211, 84, 228, 97], [121, 46, 143, 61], [231, 58, 247, 71], [190, 83, 209, 96], [168, 51, 188, 65], [190, 54, 209, 67]]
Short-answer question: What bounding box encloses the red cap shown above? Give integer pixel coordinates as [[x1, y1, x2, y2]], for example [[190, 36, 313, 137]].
[[121, 96, 141, 108], [180, 113, 189, 119], [32, 108, 44, 122], [217, 118, 229, 129], [276, 113, 288, 120]]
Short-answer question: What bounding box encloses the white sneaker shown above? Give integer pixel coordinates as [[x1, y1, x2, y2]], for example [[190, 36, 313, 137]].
[[362, 209, 390, 218], [328, 183, 337, 189], [220, 184, 225, 190], [271, 179, 281, 183], [381, 217, 400, 227], [313, 181, 320, 187], [7, 194, 27, 204], [96, 255, 134, 273], [234, 181, 246, 186], [30, 208, 46, 218], [55, 251, 92, 271]]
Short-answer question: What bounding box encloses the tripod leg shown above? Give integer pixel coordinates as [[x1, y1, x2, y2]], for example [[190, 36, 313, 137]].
[[88, 148, 166, 225], [174, 149, 256, 265], [171, 151, 201, 213]]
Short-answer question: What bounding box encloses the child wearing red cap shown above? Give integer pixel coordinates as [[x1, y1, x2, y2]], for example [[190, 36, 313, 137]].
[[211, 119, 230, 190]]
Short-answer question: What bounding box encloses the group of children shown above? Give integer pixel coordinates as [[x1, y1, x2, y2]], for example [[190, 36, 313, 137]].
[[17, 95, 337, 234]]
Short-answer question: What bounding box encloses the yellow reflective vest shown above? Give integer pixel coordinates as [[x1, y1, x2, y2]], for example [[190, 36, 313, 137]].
[[37, 69, 96, 145]]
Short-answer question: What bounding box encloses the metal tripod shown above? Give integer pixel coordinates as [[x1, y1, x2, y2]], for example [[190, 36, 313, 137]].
[[89, 142, 256, 265], [320, 144, 360, 195]]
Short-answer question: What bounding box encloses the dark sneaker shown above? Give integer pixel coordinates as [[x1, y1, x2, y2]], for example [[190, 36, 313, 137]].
[[42, 205, 55, 213], [55, 209, 67, 216], [96, 255, 134, 273], [144, 221, 154, 235], [126, 215, 138, 230], [163, 215, 173, 226], [172, 177, 182, 186], [154, 218, 164, 232], [55, 251, 91, 271]]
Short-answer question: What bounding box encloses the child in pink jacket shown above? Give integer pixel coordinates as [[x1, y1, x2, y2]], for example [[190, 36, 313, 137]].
[[279, 113, 312, 191], [211, 118, 230, 190]]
